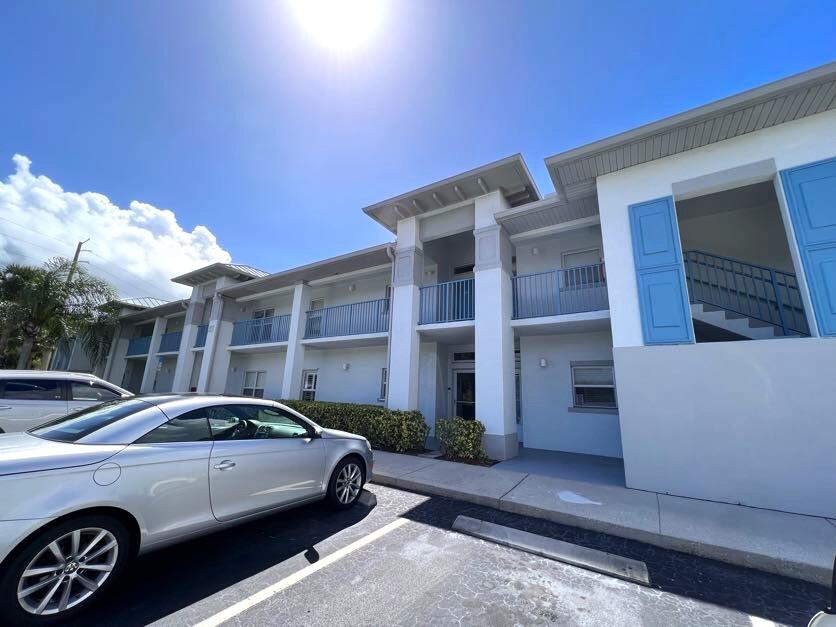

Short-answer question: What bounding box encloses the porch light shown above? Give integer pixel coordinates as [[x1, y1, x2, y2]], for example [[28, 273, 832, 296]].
[[341, 363, 350, 371], [539, 358, 548, 368]]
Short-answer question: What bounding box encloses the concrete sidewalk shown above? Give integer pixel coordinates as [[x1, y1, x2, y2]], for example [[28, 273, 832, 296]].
[[371, 450, 836, 586]]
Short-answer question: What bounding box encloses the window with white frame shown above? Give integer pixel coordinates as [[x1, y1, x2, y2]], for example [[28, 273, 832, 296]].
[[378, 367, 388, 402], [242, 370, 266, 398], [252, 308, 275, 320], [571, 363, 617, 409], [562, 248, 603, 289], [301, 369, 318, 401]]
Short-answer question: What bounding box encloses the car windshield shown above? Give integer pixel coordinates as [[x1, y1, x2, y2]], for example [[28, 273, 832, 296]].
[[29, 398, 151, 443]]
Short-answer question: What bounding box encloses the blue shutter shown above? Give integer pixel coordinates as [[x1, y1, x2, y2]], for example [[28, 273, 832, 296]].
[[780, 157, 836, 337], [629, 197, 694, 344]]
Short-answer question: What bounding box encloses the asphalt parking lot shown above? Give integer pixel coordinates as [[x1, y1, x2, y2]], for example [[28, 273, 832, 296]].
[[67, 483, 828, 627]]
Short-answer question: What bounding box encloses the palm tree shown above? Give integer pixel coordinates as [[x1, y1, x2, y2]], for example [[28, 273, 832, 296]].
[[77, 301, 122, 375], [0, 258, 117, 369]]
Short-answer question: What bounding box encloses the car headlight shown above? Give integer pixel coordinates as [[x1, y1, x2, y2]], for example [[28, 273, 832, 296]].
[[363, 438, 372, 452]]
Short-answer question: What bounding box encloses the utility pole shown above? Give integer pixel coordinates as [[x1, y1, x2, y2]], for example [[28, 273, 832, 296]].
[[66, 238, 90, 285]]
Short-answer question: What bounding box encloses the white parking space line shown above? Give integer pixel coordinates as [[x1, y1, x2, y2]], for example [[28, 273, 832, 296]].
[[195, 517, 410, 627]]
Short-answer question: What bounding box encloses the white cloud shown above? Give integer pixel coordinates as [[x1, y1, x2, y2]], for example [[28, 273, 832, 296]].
[[0, 154, 232, 301]]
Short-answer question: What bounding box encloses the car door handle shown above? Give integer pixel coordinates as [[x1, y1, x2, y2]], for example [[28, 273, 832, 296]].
[[213, 460, 236, 471], [70, 407, 85, 412], [0, 406, 11, 410]]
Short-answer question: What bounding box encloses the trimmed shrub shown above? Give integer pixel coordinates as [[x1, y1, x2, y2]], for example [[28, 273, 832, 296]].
[[278, 399, 429, 453], [436, 417, 486, 461]]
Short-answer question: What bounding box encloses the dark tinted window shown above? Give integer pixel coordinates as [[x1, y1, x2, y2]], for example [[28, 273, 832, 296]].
[[30, 399, 150, 442], [2, 379, 63, 401], [135, 409, 211, 444], [71, 381, 122, 402]]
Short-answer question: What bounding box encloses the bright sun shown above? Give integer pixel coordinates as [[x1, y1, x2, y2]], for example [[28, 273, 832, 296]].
[[289, 0, 386, 52]]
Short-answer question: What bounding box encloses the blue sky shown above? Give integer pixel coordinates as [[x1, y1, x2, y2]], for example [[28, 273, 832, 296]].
[[0, 0, 834, 297]]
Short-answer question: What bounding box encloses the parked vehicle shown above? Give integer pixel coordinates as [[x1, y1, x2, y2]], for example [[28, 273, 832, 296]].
[[0, 371, 132, 433], [0, 395, 372, 623]]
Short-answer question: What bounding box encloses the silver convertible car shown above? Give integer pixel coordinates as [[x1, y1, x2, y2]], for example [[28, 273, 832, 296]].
[[0, 395, 373, 623]]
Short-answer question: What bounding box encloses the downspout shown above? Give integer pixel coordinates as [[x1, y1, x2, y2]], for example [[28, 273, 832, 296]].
[[384, 245, 396, 407]]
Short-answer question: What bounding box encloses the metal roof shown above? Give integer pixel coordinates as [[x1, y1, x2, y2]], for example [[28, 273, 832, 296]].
[[119, 299, 188, 323], [545, 61, 836, 202], [362, 154, 541, 233], [114, 297, 170, 309], [171, 262, 269, 287], [221, 242, 395, 300]]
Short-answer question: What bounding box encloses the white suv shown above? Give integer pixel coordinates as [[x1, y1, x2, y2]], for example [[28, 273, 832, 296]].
[[0, 371, 132, 433]]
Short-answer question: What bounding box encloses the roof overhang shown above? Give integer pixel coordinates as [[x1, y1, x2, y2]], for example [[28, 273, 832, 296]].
[[171, 263, 268, 287], [119, 299, 188, 323], [545, 61, 836, 202], [221, 243, 395, 300], [495, 193, 600, 237], [363, 154, 541, 233]]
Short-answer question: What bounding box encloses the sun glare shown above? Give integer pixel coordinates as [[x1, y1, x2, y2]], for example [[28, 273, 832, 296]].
[[289, 0, 386, 53]]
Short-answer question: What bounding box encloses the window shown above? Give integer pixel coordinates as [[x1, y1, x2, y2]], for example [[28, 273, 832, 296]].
[[242, 371, 266, 398], [209, 404, 312, 440], [252, 308, 275, 319], [1, 379, 63, 401], [135, 409, 212, 443], [71, 381, 122, 402], [30, 399, 151, 443], [571, 364, 617, 409], [378, 367, 388, 402], [562, 248, 604, 289], [453, 264, 475, 276], [309, 298, 325, 311], [452, 351, 475, 362], [301, 370, 318, 401]]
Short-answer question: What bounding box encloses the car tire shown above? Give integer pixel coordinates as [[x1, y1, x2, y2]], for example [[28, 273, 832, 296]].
[[0, 514, 132, 624], [326, 457, 365, 510]]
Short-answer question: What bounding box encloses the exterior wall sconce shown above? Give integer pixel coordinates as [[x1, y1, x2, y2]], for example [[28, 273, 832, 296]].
[[341, 363, 350, 371], [348, 284, 356, 293], [539, 358, 548, 368], [531, 247, 540, 256]]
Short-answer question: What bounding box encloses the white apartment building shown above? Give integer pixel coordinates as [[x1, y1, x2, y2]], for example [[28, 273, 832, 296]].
[[98, 62, 836, 518]]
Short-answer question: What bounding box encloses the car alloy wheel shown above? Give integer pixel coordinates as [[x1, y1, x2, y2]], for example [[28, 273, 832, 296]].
[[335, 462, 363, 505], [17, 527, 119, 616]]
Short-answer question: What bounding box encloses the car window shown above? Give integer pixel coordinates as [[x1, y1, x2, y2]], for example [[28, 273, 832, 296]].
[[30, 399, 150, 442], [1, 379, 63, 401], [134, 409, 212, 444], [210, 404, 312, 440], [71, 381, 122, 402]]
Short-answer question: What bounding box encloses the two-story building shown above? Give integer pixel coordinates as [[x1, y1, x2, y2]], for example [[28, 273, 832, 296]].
[[100, 62, 836, 519]]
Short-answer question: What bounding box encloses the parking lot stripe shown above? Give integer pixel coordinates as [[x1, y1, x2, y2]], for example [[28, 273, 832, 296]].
[[194, 517, 410, 627]]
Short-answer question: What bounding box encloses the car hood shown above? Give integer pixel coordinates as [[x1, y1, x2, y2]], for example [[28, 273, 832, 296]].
[[319, 428, 366, 442], [0, 433, 124, 477]]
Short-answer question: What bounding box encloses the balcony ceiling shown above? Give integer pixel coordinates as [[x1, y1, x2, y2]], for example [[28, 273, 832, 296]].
[[363, 154, 541, 233], [496, 194, 600, 236], [545, 61, 836, 203], [222, 242, 394, 300]]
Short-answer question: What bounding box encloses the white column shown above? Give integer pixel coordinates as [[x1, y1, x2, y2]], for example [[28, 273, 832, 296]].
[[196, 294, 225, 393], [140, 317, 166, 393], [473, 192, 518, 460], [102, 323, 122, 381], [281, 281, 312, 399], [172, 287, 205, 393], [387, 216, 422, 410]]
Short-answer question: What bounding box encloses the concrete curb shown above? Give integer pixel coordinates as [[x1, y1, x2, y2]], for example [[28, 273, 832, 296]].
[[372, 471, 832, 587]]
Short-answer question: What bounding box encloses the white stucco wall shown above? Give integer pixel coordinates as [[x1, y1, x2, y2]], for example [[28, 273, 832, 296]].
[[615, 338, 836, 517], [514, 227, 604, 276], [598, 108, 836, 348], [225, 351, 287, 398], [519, 331, 622, 458], [302, 346, 387, 405], [308, 271, 390, 309]]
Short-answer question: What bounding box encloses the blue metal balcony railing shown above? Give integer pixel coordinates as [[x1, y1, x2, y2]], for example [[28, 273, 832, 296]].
[[158, 331, 182, 353], [231, 314, 291, 346], [419, 278, 474, 324], [194, 324, 208, 348], [683, 250, 809, 336], [304, 298, 390, 339], [126, 336, 152, 356], [512, 263, 608, 319]]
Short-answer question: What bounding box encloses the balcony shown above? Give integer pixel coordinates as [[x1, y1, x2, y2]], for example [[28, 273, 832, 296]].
[[231, 315, 291, 346], [158, 331, 182, 353], [126, 336, 152, 356], [419, 278, 474, 324], [194, 324, 208, 348], [512, 263, 608, 319], [304, 298, 390, 339]]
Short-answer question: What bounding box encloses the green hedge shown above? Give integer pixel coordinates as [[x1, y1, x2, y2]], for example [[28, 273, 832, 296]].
[[278, 399, 429, 453], [436, 417, 486, 461]]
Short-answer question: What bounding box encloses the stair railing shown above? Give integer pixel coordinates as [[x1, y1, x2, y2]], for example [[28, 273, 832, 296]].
[[682, 250, 809, 337]]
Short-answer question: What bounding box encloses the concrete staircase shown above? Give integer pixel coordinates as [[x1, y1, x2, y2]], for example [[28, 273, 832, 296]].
[[690, 302, 787, 340]]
